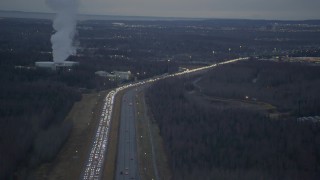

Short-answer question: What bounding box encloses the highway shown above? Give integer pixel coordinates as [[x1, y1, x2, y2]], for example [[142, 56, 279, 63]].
[[115, 87, 142, 180], [80, 57, 248, 180]]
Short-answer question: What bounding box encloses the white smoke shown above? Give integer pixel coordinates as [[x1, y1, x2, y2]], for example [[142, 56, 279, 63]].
[[46, 0, 79, 63]]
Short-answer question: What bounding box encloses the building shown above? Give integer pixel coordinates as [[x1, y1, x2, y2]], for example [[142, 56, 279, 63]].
[[35, 61, 55, 70], [95, 71, 111, 77], [113, 71, 131, 80], [95, 70, 132, 81], [35, 61, 79, 71]]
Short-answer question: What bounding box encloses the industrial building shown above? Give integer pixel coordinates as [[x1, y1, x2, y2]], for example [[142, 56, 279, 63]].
[[95, 70, 132, 81], [35, 61, 79, 71], [113, 71, 131, 80]]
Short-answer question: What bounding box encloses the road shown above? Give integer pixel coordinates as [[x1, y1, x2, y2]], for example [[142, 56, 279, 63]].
[[80, 57, 248, 180], [115, 87, 142, 180]]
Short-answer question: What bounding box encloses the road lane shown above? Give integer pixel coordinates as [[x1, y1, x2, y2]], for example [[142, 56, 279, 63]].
[[115, 88, 141, 180]]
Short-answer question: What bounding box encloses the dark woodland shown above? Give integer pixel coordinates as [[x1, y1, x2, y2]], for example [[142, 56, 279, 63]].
[[146, 60, 320, 180]]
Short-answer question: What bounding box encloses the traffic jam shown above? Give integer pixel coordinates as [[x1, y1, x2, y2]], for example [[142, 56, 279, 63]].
[[82, 90, 115, 180]]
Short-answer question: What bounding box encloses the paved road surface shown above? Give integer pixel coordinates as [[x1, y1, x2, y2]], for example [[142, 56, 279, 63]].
[[115, 87, 141, 180]]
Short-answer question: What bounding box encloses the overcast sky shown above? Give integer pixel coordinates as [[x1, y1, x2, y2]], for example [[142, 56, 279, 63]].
[[0, 0, 320, 20]]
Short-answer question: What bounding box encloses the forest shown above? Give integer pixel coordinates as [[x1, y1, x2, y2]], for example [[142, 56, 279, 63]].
[[146, 60, 320, 180], [0, 18, 171, 179], [0, 78, 80, 179]]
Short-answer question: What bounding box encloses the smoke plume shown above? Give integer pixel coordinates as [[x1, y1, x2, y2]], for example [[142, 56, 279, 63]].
[[46, 0, 79, 63]]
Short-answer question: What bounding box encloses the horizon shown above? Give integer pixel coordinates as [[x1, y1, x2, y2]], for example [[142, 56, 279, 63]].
[[1, 0, 320, 21], [1, 10, 320, 22]]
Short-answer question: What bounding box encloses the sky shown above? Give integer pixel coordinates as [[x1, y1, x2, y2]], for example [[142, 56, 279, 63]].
[[0, 0, 320, 20]]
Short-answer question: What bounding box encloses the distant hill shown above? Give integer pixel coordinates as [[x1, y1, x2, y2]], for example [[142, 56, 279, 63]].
[[0, 10, 319, 24], [0, 10, 54, 20], [0, 10, 203, 21]]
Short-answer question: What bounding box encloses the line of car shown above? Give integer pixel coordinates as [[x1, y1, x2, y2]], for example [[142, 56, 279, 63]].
[[82, 90, 115, 180]]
